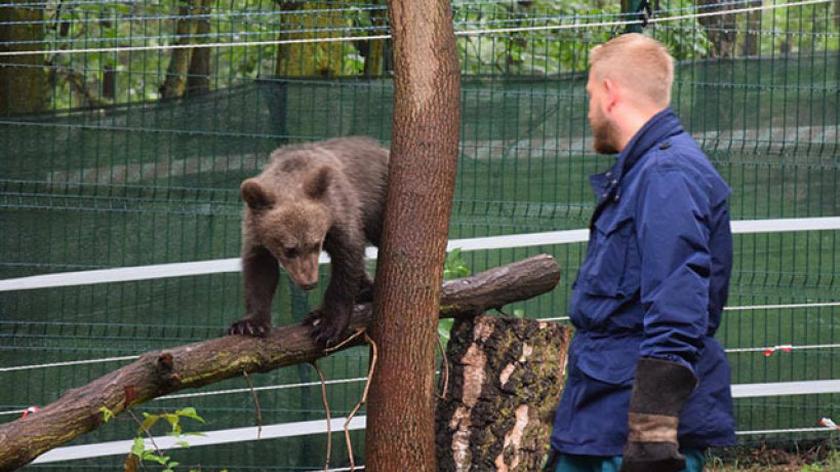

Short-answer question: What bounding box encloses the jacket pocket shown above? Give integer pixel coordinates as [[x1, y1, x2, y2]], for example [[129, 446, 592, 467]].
[[573, 332, 641, 386], [582, 214, 639, 297]]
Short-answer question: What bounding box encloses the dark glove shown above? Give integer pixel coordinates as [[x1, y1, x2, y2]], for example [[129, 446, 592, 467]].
[[620, 357, 698, 472]]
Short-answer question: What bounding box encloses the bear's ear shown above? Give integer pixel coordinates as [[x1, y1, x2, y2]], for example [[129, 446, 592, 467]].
[[304, 166, 331, 200], [240, 179, 273, 210]]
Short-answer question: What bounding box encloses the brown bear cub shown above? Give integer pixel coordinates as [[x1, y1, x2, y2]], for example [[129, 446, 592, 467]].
[[229, 136, 389, 346]]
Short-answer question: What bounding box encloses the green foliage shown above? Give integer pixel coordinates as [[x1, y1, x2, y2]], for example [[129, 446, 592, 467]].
[[99, 405, 115, 423], [100, 405, 206, 471], [27, 0, 840, 110], [443, 248, 471, 280], [439, 248, 472, 346]]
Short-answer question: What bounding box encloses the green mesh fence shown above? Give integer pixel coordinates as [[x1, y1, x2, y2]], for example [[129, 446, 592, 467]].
[[1, 0, 840, 469]]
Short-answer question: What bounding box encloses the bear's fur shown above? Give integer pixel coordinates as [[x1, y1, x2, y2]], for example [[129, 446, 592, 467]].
[[229, 136, 389, 345]]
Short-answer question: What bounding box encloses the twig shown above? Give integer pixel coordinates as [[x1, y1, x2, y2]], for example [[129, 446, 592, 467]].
[[436, 335, 450, 400], [242, 370, 262, 439], [126, 409, 161, 465], [345, 333, 378, 472], [325, 327, 367, 353], [311, 361, 332, 472]]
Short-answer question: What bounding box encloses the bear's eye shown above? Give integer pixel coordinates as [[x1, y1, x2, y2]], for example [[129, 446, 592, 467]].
[[283, 246, 300, 259]]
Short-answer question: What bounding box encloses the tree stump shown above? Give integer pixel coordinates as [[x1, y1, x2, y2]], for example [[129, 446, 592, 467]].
[[436, 315, 571, 472]]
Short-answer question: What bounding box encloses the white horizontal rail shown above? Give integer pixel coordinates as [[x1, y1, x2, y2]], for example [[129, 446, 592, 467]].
[[26, 394, 840, 464], [2, 217, 838, 292], [732, 380, 840, 398], [32, 416, 366, 464]]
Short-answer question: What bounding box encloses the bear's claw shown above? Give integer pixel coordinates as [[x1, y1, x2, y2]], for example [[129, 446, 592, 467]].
[[228, 316, 271, 337]]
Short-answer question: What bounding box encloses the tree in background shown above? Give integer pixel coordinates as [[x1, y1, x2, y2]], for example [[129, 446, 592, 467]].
[[364, 0, 461, 469], [186, 0, 213, 96], [273, 1, 348, 77], [695, 0, 737, 57], [0, 1, 48, 115], [160, 0, 212, 98]]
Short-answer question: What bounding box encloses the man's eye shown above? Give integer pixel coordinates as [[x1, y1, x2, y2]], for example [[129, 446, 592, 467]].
[[283, 247, 299, 259]]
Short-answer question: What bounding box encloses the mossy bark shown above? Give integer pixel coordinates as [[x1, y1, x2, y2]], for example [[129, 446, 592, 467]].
[[437, 316, 571, 471]]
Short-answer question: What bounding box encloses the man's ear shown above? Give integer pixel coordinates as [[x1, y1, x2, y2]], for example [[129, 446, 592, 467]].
[[241, 179, 274, 210], [304, 166, 331, 200], [603, 78, 620, 112]]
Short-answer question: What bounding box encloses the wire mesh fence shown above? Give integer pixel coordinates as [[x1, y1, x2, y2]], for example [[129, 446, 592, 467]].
[[1, 0, 840, 469]]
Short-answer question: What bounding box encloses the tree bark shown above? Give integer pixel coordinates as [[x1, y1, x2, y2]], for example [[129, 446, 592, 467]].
[[0, 1, 48, 115], [0, 255, 559, 472], [363, 0, 387, 77], [437, 316, 570, 471], [186, 0, 212, 96], [273, 2, 348, 77], [159, 0, 201, 99], [364, 0, 461, 470], [741, 0, 762, 56], [696, 0, 737, 58]]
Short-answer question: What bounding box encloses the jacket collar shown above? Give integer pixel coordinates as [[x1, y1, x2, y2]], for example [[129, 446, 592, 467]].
[[589, 107, 684, 199], [614, 107, 684, 181], [587, 108, 684, 229]]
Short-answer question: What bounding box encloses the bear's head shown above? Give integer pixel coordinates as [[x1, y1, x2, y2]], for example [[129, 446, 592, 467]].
[[240, 167, 332, 290]]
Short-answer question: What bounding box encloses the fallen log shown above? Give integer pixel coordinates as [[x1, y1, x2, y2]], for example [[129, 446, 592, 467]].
[[0, 254, 560, 471]]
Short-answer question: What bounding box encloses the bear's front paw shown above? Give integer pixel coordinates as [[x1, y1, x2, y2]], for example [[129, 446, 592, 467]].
[[304, 308, 351, 347], [228, 316, 271, 337]]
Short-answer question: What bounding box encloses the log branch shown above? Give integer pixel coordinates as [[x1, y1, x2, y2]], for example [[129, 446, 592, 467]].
[[0, 254, 560, 471]]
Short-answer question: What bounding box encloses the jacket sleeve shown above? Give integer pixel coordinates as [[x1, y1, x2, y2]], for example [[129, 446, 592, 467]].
[[635, 165, 712, 372]]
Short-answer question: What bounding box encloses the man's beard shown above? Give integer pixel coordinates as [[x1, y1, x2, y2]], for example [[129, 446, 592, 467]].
[[591, 113, 620, 155]]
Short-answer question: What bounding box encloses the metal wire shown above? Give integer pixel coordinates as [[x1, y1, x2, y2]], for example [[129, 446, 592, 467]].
[[0, 0, 829, 57]]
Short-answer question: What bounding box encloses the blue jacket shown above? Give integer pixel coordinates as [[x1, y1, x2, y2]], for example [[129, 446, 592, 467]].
[[550, 108, 736, 456]]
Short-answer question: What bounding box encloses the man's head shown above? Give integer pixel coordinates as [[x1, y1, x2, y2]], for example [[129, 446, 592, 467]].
[[586, 33, 674, 154]]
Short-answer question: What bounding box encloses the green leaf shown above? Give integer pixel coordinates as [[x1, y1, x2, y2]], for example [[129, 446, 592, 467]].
[[175, 407, 205, 423], [175, 440, 190, 448], [438, 318, 454, 346], [141, 452, 169, 465], [99, 406, 114, 423], [162, 413, 181, 433], [140, 414, 161, 433], [443, 248, 471, 280], [130, 437, 146, 457]]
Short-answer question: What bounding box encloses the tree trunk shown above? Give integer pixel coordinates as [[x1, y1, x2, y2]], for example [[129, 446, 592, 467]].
[[160, 0, 201, 99], [363, 1, 387, 77], [696, 0, 737, 58], [436, 316, 570, 471], [0, 1, 47, 115], [741, 1, 761, 57], [186, 0, 212, 96], [0, 255, 559, 472], [836, 0, 840, 29], [273, 2, 348, 77], [364, 0, 461, 470]]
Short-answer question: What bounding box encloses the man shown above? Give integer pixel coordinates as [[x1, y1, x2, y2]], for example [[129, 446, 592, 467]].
[[547, 34, 735, 472]]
